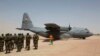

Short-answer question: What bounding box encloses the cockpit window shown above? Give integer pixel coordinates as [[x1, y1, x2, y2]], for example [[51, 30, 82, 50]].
[[85, 28, 89, 33], [85, 28, 88, 30]]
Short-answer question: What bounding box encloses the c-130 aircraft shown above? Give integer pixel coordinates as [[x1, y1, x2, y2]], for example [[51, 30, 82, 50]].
[[17, 13, 93, 40]]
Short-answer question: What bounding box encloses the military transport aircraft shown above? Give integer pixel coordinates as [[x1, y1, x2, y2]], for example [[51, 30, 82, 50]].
[[17, 13, 93, 40]]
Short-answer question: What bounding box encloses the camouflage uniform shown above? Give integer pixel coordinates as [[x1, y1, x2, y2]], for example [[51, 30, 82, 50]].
[[9, 34, 14, 50], [21, 34, 25, 48], [0, 36, 4, 52], [25, 33, 31, 50], [13, 34, 17, 49], [0, 34, 4, 52], [33, 34, 39, 49], [5, 34, 11, 54], [16, 34, 23, 52]]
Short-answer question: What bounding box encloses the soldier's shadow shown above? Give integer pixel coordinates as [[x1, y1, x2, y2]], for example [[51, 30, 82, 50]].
[[42, 39, 57, 42], [42, 39, 50, 42]]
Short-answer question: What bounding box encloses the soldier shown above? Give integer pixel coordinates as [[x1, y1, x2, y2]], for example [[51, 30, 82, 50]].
[[0, 34, 4, 52], [5, 33, 11, 54], [16, 33, 23, 52], [9, 34, 14, 50], [33, 33, 39, 50], [25, 33, 31, 50], [21, 33, 25, 48], [0, 36, 2, 52], [13, 33, 17, 49]]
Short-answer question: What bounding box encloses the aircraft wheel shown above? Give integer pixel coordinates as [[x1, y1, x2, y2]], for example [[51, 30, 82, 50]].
[[82, 37, 86, 39]]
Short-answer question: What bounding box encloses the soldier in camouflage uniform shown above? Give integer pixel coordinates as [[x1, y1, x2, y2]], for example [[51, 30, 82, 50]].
[[25, 33, 31, 50], [21, 33, 25, 48], [16, 33, 23, 52], [5, 33, 11, 54], [0, 36, 2, 52], [1, 34, 4, 52], [13, 33, 17, 49], [0, 34, 4, 52], [33, 33, 39, 50], [9, 34, 14, 50]]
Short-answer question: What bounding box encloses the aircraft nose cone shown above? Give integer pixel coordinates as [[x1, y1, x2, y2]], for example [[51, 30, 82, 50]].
[[89, 32, 93, 36]]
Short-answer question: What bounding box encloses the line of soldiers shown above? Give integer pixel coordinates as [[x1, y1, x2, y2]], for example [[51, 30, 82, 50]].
[[0, 33, 39, 54]]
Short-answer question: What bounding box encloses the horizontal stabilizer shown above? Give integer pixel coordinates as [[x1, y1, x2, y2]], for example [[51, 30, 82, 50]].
[[16, 28, 30, 30]]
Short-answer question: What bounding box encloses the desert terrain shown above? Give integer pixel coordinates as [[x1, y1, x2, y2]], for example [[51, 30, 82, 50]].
[[0, 35, 100, 56]]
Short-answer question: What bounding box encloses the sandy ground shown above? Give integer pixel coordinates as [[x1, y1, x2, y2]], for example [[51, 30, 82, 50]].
[[0, 36, 100, 56]]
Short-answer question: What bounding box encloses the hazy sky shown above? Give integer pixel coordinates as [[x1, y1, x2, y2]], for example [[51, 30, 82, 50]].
[[0, 0, 100, 34]]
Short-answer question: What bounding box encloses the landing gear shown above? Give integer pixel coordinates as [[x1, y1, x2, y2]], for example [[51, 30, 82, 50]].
[[82, 37, 86, 39]]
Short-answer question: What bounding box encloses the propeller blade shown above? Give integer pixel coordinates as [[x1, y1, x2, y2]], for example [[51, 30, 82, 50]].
[[68, 24, 72, 31]]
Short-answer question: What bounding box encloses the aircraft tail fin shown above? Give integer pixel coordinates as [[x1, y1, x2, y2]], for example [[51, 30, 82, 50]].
[[17, 13, 33, 30]]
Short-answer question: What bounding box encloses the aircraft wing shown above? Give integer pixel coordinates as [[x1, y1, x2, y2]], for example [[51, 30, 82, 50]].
[[44, 23, 60, 30]]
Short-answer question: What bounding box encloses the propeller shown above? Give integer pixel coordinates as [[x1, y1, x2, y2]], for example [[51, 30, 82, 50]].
[[68, 24, 72, 31]]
